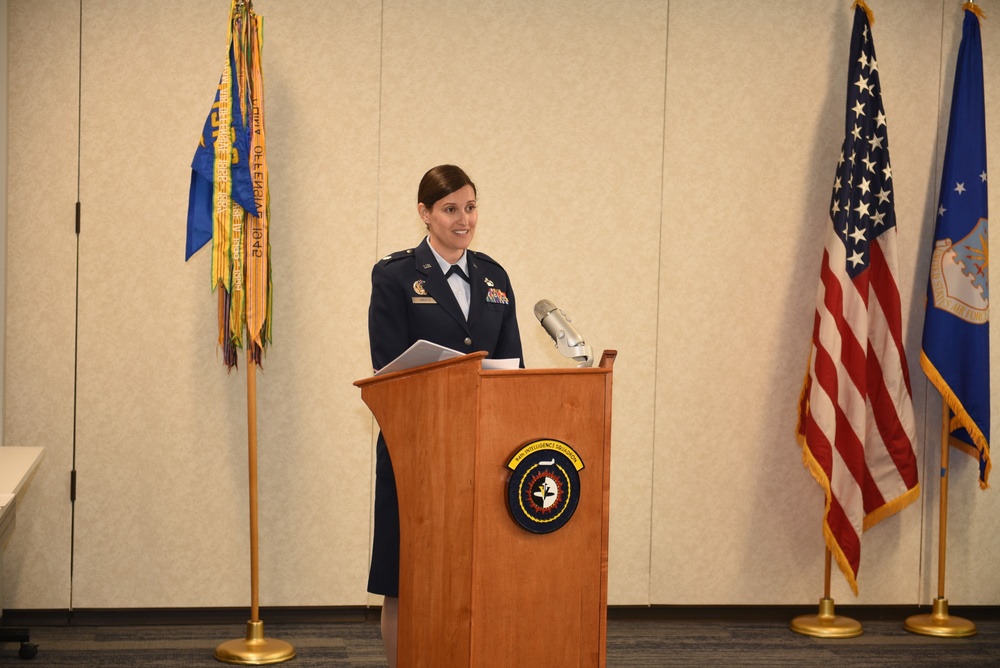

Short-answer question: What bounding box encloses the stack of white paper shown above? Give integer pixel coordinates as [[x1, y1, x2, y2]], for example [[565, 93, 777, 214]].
[[374, 339, 519, 376]]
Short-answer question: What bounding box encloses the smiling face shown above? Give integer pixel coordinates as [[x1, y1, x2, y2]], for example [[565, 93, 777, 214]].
[[419, 184, 478, 263]]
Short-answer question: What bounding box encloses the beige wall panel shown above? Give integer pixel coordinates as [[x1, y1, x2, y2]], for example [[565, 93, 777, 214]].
[[250, 0, 380, 606], [0, 0, 7, 444], [377, 0, 667, 604], [6, 0, 997, 613], [915, 1, 1000, 606], [69, 0, 380, 608], [3, 0, 80, 609], [71, 0, 252, 609], [652, 0, 952, 605]]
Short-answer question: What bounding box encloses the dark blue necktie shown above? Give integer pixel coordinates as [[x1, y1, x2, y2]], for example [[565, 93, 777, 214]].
[[445, 264, 469, 282]]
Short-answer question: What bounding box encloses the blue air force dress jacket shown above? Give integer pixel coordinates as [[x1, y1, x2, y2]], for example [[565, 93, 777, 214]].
[[368, 237, 524, 370], [365, 237, 524, 596]]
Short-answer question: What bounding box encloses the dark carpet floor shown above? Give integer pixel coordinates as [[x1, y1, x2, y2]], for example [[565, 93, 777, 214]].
[[1, 610, 997, 666]]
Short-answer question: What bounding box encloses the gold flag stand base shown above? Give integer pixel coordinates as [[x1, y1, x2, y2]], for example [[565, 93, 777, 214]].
[[790, 598, 863, 638], [904, 598, 976, 638], [214, 620, 296, 665]]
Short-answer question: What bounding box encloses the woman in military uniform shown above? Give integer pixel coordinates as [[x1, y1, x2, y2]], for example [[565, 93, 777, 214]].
[[367, 165, 524, 666]]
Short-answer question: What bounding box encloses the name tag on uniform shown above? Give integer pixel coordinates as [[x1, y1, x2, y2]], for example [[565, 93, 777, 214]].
[[412, 297, 437, 304]]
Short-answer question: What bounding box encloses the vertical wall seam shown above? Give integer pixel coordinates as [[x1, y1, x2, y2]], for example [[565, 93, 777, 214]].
[[915, 0, 950, 607], [366, 0, 387, 602], [69, 0, 83, 614], [647, 0, 670, 607]]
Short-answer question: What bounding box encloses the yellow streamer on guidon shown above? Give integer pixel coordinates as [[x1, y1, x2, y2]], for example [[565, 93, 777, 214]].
[[245, 16, 271, 357], [212, 0, 271, 368]]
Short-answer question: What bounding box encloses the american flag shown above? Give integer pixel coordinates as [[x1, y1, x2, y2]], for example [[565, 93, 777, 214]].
[[796, 3, 920, 595]]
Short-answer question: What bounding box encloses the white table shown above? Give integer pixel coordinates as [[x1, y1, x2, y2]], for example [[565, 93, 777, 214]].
[[0, 446, 44, 659], [0, 446, 45, 550]]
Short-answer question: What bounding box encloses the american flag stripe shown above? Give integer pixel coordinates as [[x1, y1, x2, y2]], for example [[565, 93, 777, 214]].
[[867, 241, 920, 486], [828, 497, 861, 574], [869, 243, 914, 406], [796, 3, 919, 595], [818, 255, 867, 396], [868, 241, 908, 383]]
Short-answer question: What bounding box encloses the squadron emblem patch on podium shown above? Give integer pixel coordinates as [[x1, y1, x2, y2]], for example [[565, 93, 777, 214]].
[[506, 439, 584, 534]]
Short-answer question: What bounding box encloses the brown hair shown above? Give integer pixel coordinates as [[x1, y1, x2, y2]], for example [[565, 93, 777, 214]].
[[417, 165, 477, 211]]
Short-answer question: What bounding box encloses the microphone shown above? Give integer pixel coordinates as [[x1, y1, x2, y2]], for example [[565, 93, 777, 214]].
[[533, 299, 594, 367]]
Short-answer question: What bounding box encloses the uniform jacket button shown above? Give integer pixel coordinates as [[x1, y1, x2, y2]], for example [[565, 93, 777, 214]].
[[464, 337, 472, 346]]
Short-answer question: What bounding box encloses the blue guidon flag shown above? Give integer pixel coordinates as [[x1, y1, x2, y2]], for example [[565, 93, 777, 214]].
[[506, 439, 584, 534], [186, 0, 272, 369], [921, 4, 990, 488]]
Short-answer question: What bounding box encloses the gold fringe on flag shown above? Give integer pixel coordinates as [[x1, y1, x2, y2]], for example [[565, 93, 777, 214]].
[[852, 0, 874, 25], [962, 2, 986, 22], [795, 370, 861, 596], [797, 423, 861, 595], [921, 352, 992, 489], [795, 371, 921, 596]]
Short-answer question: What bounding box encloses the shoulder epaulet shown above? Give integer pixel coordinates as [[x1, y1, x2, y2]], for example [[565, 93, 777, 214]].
[[377, 248, 415, 265], [469, 249, 500, 266]]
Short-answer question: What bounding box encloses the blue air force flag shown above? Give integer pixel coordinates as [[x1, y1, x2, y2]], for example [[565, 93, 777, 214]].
[[921, 7, 990, 488], [185, 43, 258, 261]]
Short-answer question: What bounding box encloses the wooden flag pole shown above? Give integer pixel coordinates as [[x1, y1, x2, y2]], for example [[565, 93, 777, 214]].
[[790, 548, 862, 638], [246, 354, 261, 623], [904, 404, 976, 637], [215, 354, 296, 664]]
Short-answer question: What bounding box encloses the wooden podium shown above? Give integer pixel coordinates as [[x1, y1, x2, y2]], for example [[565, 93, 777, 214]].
[[355, 350, 616, 668]]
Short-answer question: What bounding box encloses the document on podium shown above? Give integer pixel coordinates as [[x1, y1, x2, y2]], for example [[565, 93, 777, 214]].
[[374, 339, 519, 376]]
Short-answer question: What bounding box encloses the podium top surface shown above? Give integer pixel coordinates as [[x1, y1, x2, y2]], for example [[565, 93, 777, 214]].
[[355, 349, 616, 388]]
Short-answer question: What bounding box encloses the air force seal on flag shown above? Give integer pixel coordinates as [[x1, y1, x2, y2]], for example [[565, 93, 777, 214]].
[[506, 439, 583, 534], [928, 217, 989, 324]]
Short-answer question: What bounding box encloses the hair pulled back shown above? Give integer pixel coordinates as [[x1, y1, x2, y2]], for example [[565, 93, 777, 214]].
[[417, 165, 477, 211]]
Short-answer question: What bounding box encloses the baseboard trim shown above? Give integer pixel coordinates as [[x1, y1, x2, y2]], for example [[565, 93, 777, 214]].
[[609, 604, 1000, 622], [0, 606, 377, 627], [3, 604, 998, 627]]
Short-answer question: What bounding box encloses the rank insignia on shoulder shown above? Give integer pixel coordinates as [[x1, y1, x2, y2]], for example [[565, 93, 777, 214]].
[[486, 287, 508, 304], [413, 280, 427, 296], [506, 439, 583, 534], [380, 248, 414, 263]]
